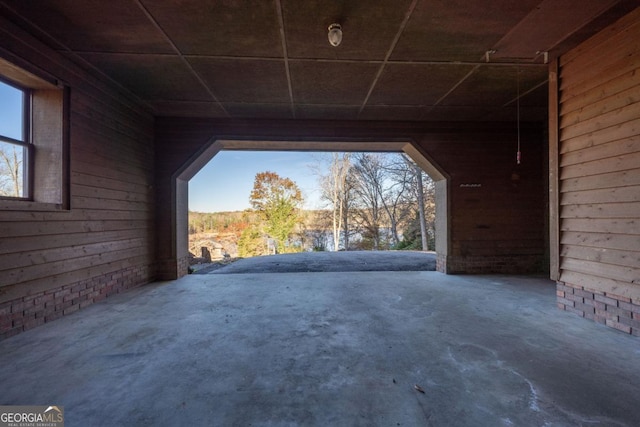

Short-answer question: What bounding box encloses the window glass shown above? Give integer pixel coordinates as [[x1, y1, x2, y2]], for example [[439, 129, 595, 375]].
[[0, 80, 25, 141], [0, 141, 26, 197]]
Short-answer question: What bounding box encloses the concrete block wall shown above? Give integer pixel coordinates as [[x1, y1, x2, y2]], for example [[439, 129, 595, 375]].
[[557, 282, 640, 337]]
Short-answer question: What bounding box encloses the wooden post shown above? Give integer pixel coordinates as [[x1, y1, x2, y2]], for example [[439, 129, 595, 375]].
[[548, 58, 560, 281]]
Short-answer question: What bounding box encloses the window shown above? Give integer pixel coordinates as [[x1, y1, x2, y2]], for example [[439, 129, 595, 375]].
[[0, 79, 31, 199], [0, 57, 68, 210]]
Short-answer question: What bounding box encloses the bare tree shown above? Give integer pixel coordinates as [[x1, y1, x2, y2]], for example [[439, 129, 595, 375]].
[[415, 161, 429, 251], [400, 154, 436, 250], [351, 153, 386, 249], [381, 154, 416, 246], [318, 153, 352, 251], [0, 143, 23, 197]]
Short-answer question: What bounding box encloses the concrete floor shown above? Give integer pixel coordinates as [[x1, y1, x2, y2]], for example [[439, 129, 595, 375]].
[[1, 269, 639, 426]]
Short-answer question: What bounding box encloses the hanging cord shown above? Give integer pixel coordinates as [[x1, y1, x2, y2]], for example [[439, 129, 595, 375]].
[[516, 67, 521, 164]]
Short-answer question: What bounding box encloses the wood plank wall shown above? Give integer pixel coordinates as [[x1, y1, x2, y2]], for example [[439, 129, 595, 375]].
[[0, 13, 156, 339], [556, 8, 640, 335], [433, 133, 546, 273]]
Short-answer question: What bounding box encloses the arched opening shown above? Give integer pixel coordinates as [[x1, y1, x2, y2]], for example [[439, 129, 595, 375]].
[[169, 139, 449, 278]]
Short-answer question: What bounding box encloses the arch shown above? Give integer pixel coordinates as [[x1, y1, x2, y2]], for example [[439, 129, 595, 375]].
[[168, 138, 450, 279]]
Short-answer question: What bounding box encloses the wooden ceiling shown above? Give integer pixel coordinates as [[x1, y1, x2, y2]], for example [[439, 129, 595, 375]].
[[1, 0, 636, 122]]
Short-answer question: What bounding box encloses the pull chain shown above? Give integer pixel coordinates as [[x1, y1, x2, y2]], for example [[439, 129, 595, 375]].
[[516, 67, 521, 165]]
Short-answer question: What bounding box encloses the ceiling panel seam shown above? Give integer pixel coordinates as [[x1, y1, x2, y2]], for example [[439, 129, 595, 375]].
[[357, 0, 419, 116], [502, 79, 549, 107], [274, 0, 296, 118], [420, 65, 481, 120], [136, 0, 229, 117], [0, 1, 152, 114]]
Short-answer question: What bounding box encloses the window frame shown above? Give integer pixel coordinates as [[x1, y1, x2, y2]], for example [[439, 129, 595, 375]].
[[0, 76, 33, 200], [0, 56, 69, 212]]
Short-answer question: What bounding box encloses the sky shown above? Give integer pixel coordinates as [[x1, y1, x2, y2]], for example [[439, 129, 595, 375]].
[[0, 81, 24, 140], [189, 151, 328, 212]]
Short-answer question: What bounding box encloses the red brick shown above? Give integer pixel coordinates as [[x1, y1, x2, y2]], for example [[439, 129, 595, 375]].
[[556, 290, 565, 298], [606, 305, 632, 318], [71, 283, 87, 293], [618, 316, 640, 330], [63, 305, 79, 315], [33, 294, 54, 305], [565, 306, 585, 317], [584, 311, 599, 322], [595, 308, 617, 321], [557, 297, 575, 307], [54, 289, 71, 299], [24, 304, 43, 315], [605, 319, 631, 334], [563, 282, 581, 290], [619, 301, 640, 314], [10, 301, 25, 313], [42, 306, 56, 317], [595, 294, 618, 306], [557, 303, 566, 310], [12, 316, 24, 328], [605, 293, 631, 303], [0, 302, 11, 316], [0, 319, 12, 332], [574, 289, 594, 299], [23, 317, 45, 331], [63, 292, 79, 302], [45, 312, 63, 322], [565, 293, 583, 303], [574, 301, 595, 314]]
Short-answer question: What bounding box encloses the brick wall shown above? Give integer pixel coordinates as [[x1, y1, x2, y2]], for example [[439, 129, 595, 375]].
[[557, 282, 640, 337], [436, 254, 447, 273], [156, 256, 190, 281], [0, 266, 150, 341]]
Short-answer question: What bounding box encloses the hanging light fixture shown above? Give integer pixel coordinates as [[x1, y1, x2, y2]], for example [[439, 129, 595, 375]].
[[328, 23, 342, 47]]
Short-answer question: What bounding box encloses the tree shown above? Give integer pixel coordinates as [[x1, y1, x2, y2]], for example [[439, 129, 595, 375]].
[[0, 143, 23, 197], [317, 153, 353, 251], [238, 226, 265, 257], [395, 155, 436, 251], [249, 171, 304, 254], [351, 153, 385, 250], [380, 154, 414, 247]]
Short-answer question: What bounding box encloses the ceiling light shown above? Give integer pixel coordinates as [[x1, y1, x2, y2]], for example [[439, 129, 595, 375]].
[[328, 23, 342, 47]]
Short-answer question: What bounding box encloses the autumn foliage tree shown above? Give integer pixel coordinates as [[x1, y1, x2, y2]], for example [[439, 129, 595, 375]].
[[249, 171, 304, 254]]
